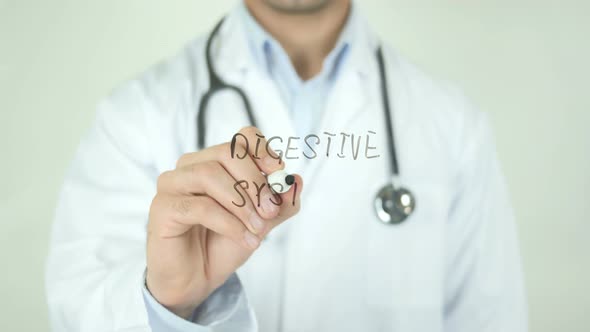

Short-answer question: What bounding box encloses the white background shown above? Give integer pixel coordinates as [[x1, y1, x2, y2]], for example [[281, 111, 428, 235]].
[[1, 0, 588, 330]]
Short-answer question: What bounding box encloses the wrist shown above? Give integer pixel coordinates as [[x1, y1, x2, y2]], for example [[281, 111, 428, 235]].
[[145, 271, 209, 319]]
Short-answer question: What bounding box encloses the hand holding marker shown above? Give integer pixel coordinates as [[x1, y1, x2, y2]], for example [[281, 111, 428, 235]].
[[146, 126, 302, 319]]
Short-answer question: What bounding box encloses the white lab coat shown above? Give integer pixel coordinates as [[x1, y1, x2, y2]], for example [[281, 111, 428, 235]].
[[46, 7, 527, 332]]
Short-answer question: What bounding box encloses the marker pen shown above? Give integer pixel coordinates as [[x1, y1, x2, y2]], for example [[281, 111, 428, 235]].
[[267, 170, 295, 194]]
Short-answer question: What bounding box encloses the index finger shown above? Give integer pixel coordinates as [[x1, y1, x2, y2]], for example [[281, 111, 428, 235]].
[[260, 173, 304, 238]]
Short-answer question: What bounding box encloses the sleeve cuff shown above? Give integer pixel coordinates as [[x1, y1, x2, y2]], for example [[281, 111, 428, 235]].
[[142, 272, 256, 332]]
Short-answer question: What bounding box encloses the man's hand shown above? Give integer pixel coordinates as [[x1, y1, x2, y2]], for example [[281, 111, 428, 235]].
[[146, 126, 302, 318]]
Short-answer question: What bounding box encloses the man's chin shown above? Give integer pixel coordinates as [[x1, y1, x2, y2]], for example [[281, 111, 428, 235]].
[[262, 0, 331, 15]]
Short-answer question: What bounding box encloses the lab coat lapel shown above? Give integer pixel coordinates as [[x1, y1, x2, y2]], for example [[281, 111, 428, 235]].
[[210, 9, 304, 173], [296, 70, 369, 189], [238, 68, 308, 176], [320, 71, 368, 135], [320, 12, 378, 130], [303, 14, 380, 186]]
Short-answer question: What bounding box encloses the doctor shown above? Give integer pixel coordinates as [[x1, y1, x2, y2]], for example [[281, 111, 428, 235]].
[[46, 0, 527, 331]]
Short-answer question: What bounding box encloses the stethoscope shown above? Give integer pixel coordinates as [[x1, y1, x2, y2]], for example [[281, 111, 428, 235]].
[[197, 18, 416, 224]]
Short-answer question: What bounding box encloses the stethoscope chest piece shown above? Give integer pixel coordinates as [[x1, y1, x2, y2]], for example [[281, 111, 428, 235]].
[[374, 183, 415, 224]]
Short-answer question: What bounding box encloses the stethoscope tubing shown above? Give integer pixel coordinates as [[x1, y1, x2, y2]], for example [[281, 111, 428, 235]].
[[196, 17, 415, 225], [197, 17, 258, 150]]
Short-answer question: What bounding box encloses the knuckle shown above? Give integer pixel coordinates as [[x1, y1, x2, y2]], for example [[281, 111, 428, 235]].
[[186, 162, 202, 179], [200, 161, 221, 178], [149, 195, 169, 224], [176, 153, 192, 168], [219, 142, 231, 151], [195, 196, 214, 219], [218, 142, 234, 161], [156, 171, 173, 191], [149, 195, 162, 215], [171, 197, 193, 219], [187, 161, 223, 193], [239, 125, 259, 137]]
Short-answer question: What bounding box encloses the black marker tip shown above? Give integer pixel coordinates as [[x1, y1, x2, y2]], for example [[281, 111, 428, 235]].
[[285, 174, 295, 185]]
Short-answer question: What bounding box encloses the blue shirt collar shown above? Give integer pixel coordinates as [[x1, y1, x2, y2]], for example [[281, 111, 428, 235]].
[[238, 2, 356, 84]]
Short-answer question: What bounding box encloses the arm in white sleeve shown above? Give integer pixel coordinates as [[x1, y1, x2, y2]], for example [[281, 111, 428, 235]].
[[443, 105, 528, 331], [45, 81, 257, 332], [143, 273, 256, 332]]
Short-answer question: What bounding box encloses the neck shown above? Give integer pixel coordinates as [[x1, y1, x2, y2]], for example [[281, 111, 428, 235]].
[[244, 0, 351, 80]]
